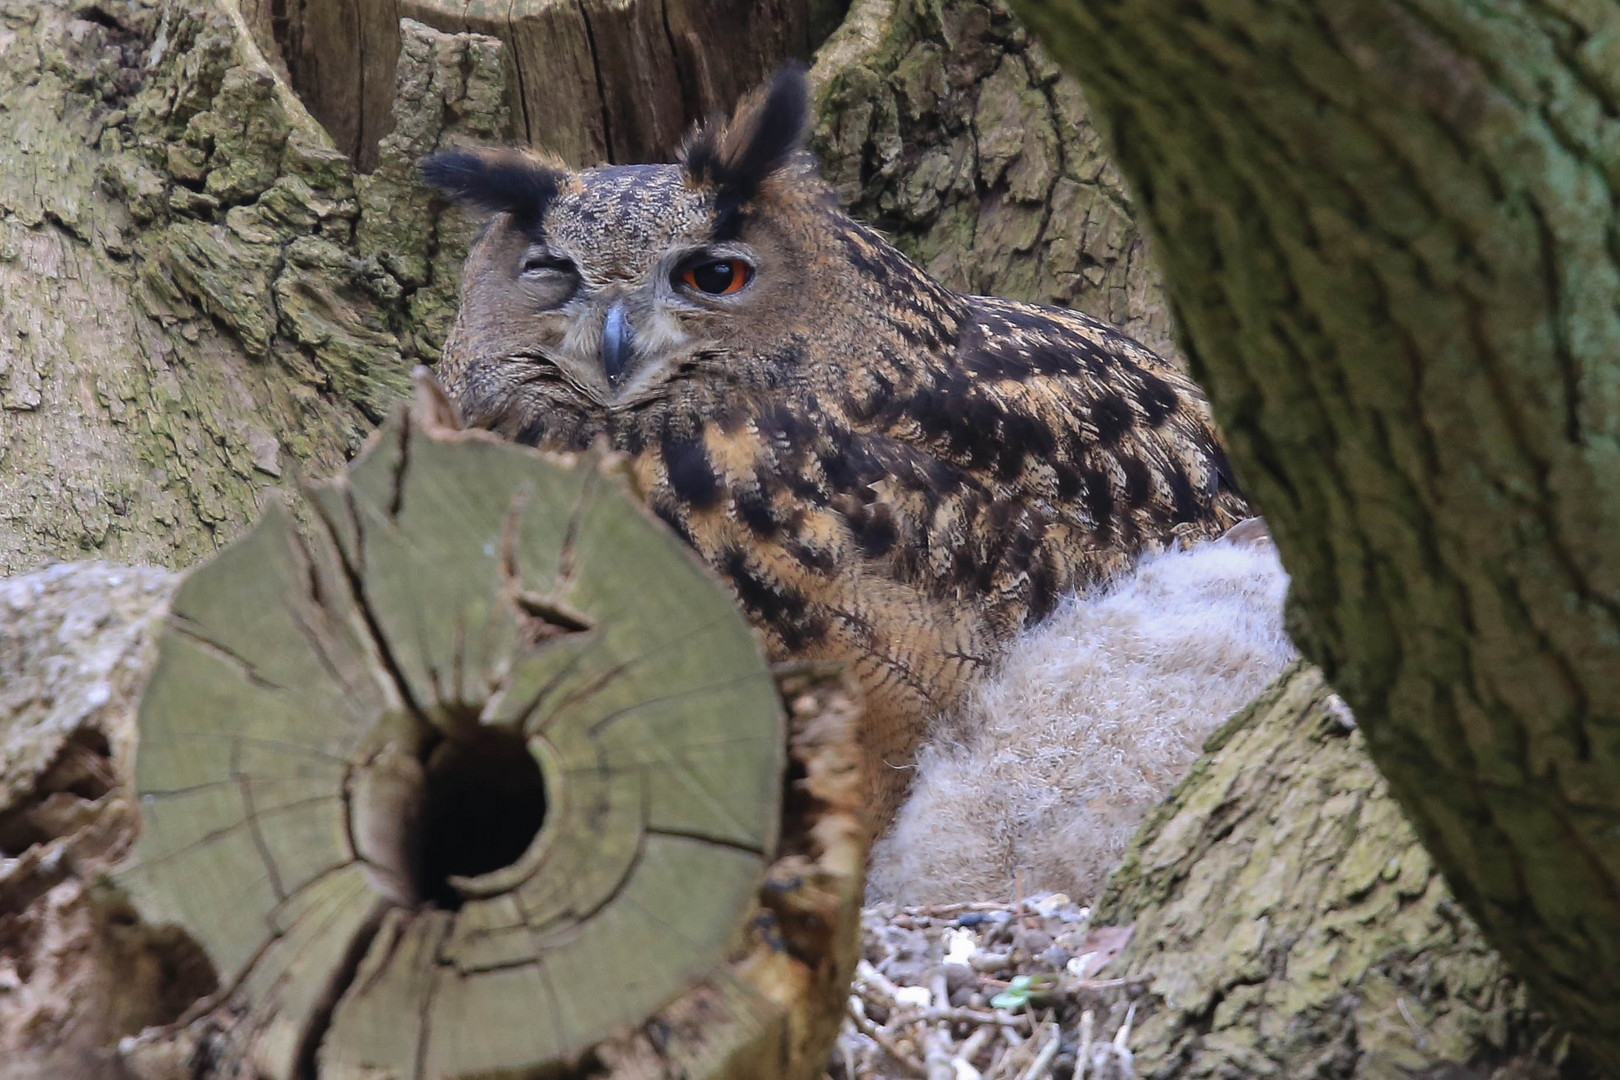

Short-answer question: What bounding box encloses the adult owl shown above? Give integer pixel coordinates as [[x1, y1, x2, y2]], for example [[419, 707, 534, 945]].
[[422, 66, 1248, 829]]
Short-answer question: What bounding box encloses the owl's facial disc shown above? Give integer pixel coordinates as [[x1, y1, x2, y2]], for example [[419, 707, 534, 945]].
[[504, 230, 764, 407], [429, 143, 814, 428]]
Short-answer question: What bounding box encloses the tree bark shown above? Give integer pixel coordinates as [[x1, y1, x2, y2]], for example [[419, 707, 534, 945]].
[[1007, 0, 1620, 1070], [809, 0, 1180, 360], [0, 562, 216, 1080], [0, 0, 501, 576], [273, 0, 843, 170], [1097, 663, 1585, 1079]]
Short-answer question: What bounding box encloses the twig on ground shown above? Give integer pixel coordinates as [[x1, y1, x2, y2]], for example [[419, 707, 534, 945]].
[[1016, 1022, 1062, 1080], [849, 995, 928, 1078]]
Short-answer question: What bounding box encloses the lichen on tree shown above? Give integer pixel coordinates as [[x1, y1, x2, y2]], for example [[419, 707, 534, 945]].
[[1097, 664, 1584, 1079], [0, 0, 500, 575]]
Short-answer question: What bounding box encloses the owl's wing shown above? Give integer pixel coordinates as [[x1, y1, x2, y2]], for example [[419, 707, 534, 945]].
[[831, 296, 1248, 633], [636, 297, 1245, 726]]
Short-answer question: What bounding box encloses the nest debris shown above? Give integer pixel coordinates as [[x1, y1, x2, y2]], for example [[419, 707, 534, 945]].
[[831, 892, 1141, 1080]]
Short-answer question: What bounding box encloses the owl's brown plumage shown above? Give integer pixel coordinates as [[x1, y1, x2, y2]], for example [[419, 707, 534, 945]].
[[423, 68, 1248, 829]]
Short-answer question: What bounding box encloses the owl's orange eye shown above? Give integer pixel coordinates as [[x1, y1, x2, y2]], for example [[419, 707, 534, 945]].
[[680, 259, 751, 295]]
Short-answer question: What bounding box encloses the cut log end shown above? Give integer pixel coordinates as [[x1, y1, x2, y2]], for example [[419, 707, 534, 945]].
[[112, 393, 867, 1079]]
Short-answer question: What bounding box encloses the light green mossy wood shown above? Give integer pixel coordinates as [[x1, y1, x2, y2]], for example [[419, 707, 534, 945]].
[[1, 2, 507, 576], [117, 400, 787, 1079], [807, 0, 1182, 363]]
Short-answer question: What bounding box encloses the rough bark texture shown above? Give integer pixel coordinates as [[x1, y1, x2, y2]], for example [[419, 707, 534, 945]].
[[1098, 663, 1586, 1080], [809, 0, 1179, 360], [1008, 0, 1620, 1069], [0, 563, 218, 1080], [2, 0, 498, 576], [273, 0, 848, 170], [3, 0, 1167, 580]]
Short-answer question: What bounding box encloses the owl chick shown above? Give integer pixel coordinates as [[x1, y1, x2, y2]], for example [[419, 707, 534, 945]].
[[422, 67, 1248, 830]]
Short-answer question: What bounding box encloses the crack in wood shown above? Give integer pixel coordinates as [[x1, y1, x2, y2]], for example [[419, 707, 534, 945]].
[[512, 637, 600, 737], [574, 0, 617, 162], [499, 482, 599, 649], [504, 0, 535, 147], [169, 617, 288, 692], [293, 897, 390, 1080], [554, 439, 602, 592], [124, 792, 344, 875], [585, 656, 772, 738], [234, 757, 288, 903], [644, 825, 766, 858], [309, 482, 434, 731]]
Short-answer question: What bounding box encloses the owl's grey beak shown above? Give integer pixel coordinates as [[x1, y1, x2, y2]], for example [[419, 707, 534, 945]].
[[601, 301, 633, 386]]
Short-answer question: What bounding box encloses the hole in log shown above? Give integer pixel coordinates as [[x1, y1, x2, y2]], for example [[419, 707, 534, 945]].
[[416, 726, 547, 911], [0, 728, 118, 856]]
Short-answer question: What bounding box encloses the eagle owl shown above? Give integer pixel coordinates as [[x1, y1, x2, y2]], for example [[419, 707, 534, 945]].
[[422, 67, 1248, 829]]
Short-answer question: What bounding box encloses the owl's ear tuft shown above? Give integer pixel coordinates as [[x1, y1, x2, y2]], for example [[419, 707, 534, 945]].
[[420, 147, 565, 228], [681, 64, 809, 223]]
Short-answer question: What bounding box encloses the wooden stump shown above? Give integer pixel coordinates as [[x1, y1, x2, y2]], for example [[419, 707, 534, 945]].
[[111, 382, 867, 1079], [276, 0, 822, 170]]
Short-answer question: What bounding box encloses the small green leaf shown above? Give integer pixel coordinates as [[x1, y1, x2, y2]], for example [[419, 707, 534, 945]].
[[991, 976, 1036, 1010], [990, 989, 1025, 1010]]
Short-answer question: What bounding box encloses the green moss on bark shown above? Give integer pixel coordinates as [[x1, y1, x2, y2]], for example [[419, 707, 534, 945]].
[[1008, 1, 1620, 1068], [109, 6, 504, 419], [0, 1, 503, 575]]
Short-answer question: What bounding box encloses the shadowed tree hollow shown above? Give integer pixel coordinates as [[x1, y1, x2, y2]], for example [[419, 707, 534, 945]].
[[1008, 0, 1620, 1070]]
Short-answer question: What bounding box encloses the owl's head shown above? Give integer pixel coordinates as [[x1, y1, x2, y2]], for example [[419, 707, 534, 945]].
[[422, 66, 897, 450]]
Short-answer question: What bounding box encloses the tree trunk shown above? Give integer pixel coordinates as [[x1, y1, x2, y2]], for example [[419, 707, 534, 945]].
[[1008, 0, 1620, 1070], [273, 0, 844, 170], [0, 0, 501, 576], [0, 561, 212, 1080]]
